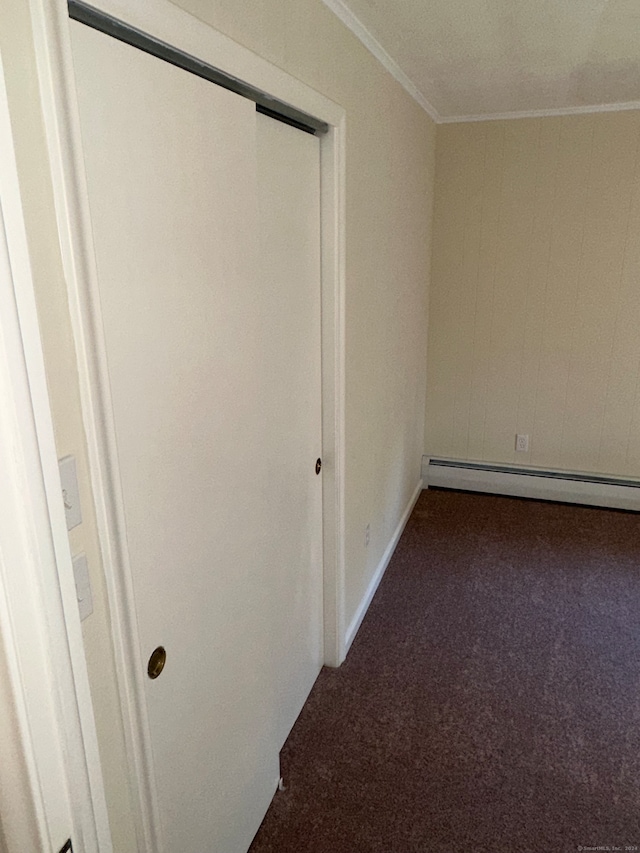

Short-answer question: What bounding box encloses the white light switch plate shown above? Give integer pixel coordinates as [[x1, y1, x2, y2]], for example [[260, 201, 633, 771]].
[[59, 455, 82, 530], [72, 553, 93, 621]]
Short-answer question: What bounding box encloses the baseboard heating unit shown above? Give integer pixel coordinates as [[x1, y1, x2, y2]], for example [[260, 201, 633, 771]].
[[423, 457, 640, 512]]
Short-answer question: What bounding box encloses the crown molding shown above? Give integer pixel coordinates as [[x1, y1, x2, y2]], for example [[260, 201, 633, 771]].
[[323, 0, 640, 126], [436, 100, 640, 124], [321, 0, 440, 122]]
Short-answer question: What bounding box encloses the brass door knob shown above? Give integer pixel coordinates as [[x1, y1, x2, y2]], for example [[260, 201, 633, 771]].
[[147, 646, 166, 679]]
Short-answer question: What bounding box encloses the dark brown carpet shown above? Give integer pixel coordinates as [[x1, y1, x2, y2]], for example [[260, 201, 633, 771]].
[[249, 489, 640, 853]]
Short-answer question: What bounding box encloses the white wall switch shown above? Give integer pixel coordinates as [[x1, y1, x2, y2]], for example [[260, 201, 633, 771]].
[[72, 553, 93, 621], [515, 434, 529, 452], [59, 455, 82, 530]]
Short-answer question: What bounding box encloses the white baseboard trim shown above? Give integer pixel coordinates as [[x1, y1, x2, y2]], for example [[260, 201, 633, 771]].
[[344, 479, 423, 655], [424, 457, 640, 512]]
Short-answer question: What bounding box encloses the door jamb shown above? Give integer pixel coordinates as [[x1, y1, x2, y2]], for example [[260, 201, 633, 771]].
[[29, 0, 347, 850], [0, 39, 111, 853]]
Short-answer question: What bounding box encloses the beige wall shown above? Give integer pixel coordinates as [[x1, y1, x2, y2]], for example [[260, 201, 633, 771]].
[[3, 0, 434, 847], [427, 112, 640, 477]]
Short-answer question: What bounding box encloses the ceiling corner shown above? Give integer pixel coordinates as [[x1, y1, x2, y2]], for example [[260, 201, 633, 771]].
[[321, 0, 441, 123]]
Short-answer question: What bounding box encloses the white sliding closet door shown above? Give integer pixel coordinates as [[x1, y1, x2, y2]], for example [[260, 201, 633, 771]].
[[256, 113, 323, 750], [70, 16, 323, 853]]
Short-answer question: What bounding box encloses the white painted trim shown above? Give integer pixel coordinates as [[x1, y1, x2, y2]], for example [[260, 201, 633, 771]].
[[440, 99, 640, 124], [344, 479, 423, 655], [0, 41, 110, 853], [31, 0, 347, 847], [321, 0, 440, 122], [321, 115, 348, 668], [426, 459, 640, 512], [0, 155, 66, 853]]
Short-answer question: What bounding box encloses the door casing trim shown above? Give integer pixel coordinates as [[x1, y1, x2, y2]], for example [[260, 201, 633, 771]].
[[29, 1, 347, 850], [0, 36, 110, 853]]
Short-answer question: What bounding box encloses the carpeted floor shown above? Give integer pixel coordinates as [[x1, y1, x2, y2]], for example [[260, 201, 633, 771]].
[[248, 489, 640, 853]]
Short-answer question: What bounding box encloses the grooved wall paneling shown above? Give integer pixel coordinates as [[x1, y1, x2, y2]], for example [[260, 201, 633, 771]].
[[426, 112, 640, 477]]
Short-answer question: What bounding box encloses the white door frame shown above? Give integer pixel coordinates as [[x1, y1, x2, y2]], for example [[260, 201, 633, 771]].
[[0, 41, 111, 853], [29, 0, 347, 850]]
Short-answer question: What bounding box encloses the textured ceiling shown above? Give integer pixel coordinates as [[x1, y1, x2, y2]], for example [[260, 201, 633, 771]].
[[330, 0, 640, 119]]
